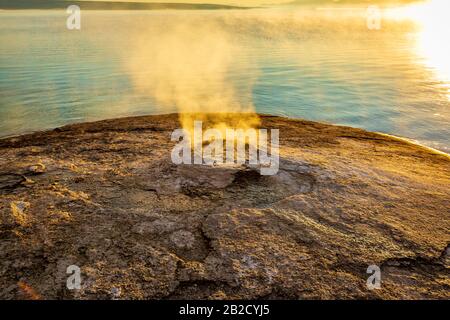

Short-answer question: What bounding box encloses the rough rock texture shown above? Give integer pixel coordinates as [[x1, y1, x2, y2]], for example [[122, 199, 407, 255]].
[[0, 114, 449, 300]]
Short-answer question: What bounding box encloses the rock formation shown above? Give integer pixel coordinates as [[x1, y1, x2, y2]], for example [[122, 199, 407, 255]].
[[0, 114, 448, 299]]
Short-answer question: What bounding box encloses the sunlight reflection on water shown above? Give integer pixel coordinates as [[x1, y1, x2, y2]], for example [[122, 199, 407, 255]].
[[0, 8, 448, 152]]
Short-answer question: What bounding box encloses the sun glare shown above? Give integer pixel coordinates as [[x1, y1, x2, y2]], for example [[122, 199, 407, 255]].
[[389, 0, 450, 99], [397, 0, 450, 100]]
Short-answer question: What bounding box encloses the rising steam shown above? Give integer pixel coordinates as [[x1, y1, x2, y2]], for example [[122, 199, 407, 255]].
[[125, 15, 260, 135]]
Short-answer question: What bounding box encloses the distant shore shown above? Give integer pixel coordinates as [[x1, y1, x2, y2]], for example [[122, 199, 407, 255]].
[[0, 0, 249, 11]]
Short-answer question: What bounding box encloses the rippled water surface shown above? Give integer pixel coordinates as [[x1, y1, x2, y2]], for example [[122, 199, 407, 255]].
[[0, 8, 449, 151]]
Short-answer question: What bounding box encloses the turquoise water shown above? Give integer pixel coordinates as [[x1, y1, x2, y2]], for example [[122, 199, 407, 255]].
[[0, 9, 449, 152]]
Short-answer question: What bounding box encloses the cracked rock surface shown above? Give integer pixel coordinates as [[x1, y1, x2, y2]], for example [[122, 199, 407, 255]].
[[0, 114, 449, 299]]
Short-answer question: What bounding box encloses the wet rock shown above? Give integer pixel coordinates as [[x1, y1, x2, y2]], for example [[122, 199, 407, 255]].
[[1, 201, 30, 227], [27, 163, 46, 175], [177, 164, 241, 189], [170, 230, 196, 249], [0, 174, 25, 190], [133, 218, 177, 235]]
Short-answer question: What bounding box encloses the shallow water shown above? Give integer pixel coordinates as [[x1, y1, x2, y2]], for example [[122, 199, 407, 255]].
[[0, 8, 449, 152]]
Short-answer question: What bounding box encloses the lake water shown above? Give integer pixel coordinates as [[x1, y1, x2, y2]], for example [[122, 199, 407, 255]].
[[0, 8, 449, 152]]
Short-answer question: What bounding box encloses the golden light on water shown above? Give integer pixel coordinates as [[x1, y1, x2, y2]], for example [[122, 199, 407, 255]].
[[389, 0, 450, 100]]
